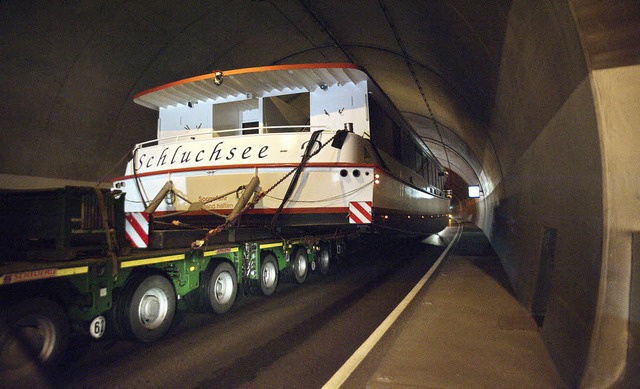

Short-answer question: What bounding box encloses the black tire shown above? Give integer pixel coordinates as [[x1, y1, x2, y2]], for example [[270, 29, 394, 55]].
[[0, 298, 69, 368], [183, 285, 207, 312], [116, 274, 176, 342], [260, 254, 279, 296], [318, 244, 332, 276], [206, 261, 238, 314], [291, 247, 309, 284]]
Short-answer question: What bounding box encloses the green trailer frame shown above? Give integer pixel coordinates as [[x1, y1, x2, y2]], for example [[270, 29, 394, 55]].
[[0, 230, 346, 368]]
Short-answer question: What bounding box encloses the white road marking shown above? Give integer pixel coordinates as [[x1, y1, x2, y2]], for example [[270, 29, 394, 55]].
[[323, 222, 463, 388]]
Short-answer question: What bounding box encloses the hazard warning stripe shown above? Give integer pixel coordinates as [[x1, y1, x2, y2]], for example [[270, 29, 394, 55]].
[[349, 201, 372, 224], [125, 212, 149, 248]]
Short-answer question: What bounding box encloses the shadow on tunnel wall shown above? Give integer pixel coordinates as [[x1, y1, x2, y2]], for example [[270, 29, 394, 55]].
[[451, 222, 515, 297]]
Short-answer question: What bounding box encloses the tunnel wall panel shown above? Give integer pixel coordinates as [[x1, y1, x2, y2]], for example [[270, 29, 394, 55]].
[[581, 64, 640, 388], [483, 1, 601, 386], [490, 0, 587, 178], [489, 75, 602, 389]]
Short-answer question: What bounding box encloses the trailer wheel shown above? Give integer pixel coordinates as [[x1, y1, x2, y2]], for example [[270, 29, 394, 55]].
[[183, 286, 207, 312], [207, 261, 238, 314], [260, 254, 279, 296], [0, 298, 69, 368], [117, 274, 176, 342], [318, 244, 332, 275], [292, 247, 309, 284]]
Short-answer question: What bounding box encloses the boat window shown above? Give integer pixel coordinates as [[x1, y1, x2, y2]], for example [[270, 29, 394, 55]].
[[369, 98, 394, 156], [368, 93, 445, 190], [416, 149, 425, 176], [263, 92, 310, 133], [212, 99, 259, 137], [422, 157, 431, 183], [401, 131, 416, 170], [431, 164, 438, 186], [242, 121, 259, 135]]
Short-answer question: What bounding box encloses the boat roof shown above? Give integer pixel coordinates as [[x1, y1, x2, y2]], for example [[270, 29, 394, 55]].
[[133, 63, 367, 110]]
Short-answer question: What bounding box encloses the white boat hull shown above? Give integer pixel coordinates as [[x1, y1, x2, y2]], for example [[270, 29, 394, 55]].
[[114, 132, 449, 237]]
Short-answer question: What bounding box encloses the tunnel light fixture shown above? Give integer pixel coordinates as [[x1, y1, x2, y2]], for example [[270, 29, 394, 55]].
[[468, 185, 481, 198]]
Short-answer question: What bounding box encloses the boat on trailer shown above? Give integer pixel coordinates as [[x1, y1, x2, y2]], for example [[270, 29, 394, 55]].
[[112, 63, 450, 248]]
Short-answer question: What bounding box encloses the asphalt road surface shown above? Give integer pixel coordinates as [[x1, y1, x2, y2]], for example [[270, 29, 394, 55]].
[[45, 236, 444, 389]]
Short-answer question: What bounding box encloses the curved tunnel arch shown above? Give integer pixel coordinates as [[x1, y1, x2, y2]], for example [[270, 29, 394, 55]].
[[269, 43, 476, 116]]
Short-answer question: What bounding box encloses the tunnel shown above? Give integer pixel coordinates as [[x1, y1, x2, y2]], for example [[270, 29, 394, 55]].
[[1, 1, 639, 386]]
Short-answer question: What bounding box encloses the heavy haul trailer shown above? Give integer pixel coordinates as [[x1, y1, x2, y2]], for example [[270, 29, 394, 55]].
[[0, 186, 346, 367]]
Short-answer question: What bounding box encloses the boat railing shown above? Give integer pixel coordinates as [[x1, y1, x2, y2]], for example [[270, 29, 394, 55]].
[[133, 125, 335, 149]]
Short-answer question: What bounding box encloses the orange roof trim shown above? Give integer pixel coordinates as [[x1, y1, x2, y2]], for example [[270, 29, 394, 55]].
[[133, 63, 362, 100]]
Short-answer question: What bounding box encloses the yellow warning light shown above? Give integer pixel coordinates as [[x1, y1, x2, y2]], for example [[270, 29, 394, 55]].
[[189, 266, 196, 272]]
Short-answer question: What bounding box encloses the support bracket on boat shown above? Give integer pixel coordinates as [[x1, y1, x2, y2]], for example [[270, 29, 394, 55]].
[[226, 176, 260, 222], [144, 180, 173, 214], [192, 176, 262, 250], [331, 123, 353, 149]]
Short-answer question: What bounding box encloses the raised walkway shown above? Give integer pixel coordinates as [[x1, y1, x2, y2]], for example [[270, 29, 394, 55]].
[[327, 222, 566, 388]]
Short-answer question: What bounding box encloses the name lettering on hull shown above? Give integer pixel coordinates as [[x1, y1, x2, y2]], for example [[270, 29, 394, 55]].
[[135, 141, 270, 173]]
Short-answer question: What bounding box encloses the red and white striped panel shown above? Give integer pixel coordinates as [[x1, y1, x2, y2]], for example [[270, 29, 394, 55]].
[[125, 212, 149, 248], [349, 201, 372, 224]]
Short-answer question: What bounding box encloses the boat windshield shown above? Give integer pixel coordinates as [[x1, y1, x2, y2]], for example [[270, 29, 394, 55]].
[[212, 92, 310, 136], [211, 99, 259, 137], [262, 93, 310, 133]]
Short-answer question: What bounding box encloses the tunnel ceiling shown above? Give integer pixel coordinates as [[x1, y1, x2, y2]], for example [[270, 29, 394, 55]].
[[1, 1, 637, 192]]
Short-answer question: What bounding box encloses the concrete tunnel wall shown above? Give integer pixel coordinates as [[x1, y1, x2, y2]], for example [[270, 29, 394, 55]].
[[475, 1, 640, 387], [584, 65, 640, 388]]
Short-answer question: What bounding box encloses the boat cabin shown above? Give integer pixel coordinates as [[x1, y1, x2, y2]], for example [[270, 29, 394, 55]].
[[134, 64, 371, 142]]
